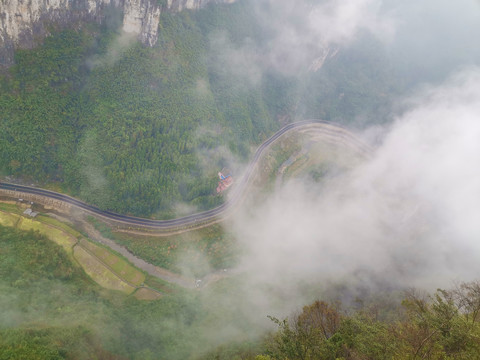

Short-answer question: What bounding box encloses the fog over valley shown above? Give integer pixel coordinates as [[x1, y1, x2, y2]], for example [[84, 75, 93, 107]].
[[1, 0, 480, 359], [232, 68, 480, 294]]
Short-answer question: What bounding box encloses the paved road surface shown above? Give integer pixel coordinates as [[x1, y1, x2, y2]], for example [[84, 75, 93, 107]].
[[0, 120, 371, 231]]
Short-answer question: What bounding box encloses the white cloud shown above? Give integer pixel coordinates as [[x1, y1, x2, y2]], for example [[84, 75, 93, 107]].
[[210, 0, 395, 81], [230, 67, 480, 293], [255, 0, 395, 74]]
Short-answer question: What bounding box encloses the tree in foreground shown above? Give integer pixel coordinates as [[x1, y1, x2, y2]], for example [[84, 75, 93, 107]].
[[263, 282, 480, 360]]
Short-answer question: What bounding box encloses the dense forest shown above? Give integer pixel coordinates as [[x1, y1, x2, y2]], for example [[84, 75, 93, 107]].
[[0, 0, 398, 218]]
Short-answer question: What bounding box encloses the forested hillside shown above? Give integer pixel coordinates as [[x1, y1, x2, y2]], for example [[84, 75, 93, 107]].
[[259, 288, 480, 360], [0, 223, 256, 359], [0, 0, 397, 217], [3, 222, 480, 360]]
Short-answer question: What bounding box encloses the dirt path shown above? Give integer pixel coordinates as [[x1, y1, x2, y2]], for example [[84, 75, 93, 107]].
[[80, 221, 196, 289]]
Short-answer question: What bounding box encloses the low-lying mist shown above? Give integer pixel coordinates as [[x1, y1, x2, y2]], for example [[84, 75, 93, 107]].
[[179, 1, 480, 338], [203, 66, 480, 329], [211, 0, 480, 86]]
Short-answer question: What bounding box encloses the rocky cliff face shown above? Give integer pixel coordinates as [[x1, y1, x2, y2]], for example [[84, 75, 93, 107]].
[[123, 0, 161, 47], [0, 0, 120, 65], [0, 0, 235, 66]]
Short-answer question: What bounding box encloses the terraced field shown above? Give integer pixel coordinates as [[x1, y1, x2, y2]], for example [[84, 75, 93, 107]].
[[0, 209, 160, 299]]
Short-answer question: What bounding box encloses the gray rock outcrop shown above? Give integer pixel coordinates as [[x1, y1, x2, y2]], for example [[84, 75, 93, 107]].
[[0, 0, 236, 66]]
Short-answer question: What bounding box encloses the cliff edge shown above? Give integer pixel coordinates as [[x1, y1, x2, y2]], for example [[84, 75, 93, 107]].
[[0, 0, 235, 66]]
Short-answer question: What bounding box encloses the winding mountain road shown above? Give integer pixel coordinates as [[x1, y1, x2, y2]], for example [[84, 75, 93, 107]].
[[0, 120, 372, 231]]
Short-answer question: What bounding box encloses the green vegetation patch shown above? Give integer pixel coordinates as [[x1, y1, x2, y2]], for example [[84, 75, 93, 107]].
[[73, 245, 136, 294], [281, 143, 349, 183], [144, 274, 179, 294], [35, 215, 82, 239], [16, 217, 77, 252], [0, 210, 20, 227], [78, 238, 145, 286], [0, 326, 120, 360], [0, 202, 23, 214], [0, 207, 148, 294], [0, 224, 78, 286], [113, 224, 238, 278]]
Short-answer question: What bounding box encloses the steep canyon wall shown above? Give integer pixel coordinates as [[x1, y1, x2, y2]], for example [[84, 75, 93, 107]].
[[0, 0, 235, 66]]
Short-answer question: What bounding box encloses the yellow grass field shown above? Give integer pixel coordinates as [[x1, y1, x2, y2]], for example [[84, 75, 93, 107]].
[[36, 214, 82, 238], [0, 211, 20, 227], [17, 217, 77, 252], [79, 239, 145, 286], [73, 246, 136, 294], [0, 204, 155, 299]]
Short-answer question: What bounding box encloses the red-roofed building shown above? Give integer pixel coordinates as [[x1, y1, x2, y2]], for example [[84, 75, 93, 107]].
[[216, 171, 234, 193]]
